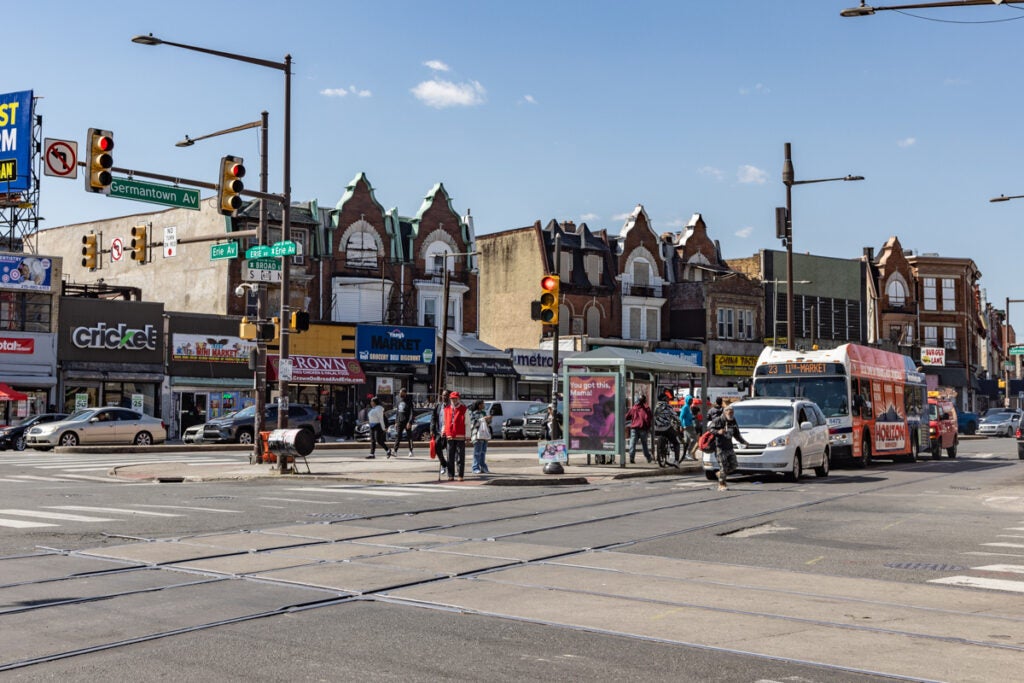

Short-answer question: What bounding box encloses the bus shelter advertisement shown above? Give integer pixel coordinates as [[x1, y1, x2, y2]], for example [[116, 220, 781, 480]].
[[567, 373, 618, 454]]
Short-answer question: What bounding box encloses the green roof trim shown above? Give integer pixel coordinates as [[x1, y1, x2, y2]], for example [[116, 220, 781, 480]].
[[332, 172, 385, 228]]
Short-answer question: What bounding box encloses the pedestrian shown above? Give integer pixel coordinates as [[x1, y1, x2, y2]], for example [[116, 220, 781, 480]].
[[545, 403, 562, 440], [679, 394, 698, 460], [708, 404, 748, 490], [391, 388, 415, 457], [470, 399, 492, 474], [624, 394, 653, 464], [706, 396, 725, 423], [430, 390, 451, 474], [365, 397, 391, 459], [653, 389, 681, 467], [443, 391, 469, 481]]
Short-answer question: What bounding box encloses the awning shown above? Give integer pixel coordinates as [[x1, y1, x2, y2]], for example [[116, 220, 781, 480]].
[[447, 357, 518, 377], [267, 355, 366, 384], [925, 367, 969, 388], [0, 383, 30, 401]]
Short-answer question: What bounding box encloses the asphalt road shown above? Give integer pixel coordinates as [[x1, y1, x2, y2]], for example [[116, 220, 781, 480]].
[[1, 438, 1022, 681]]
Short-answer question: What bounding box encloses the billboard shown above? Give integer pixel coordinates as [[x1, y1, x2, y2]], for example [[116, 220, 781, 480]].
[[0, 90, 33, 192], [356, 325, 436, 364], [567, 373, 618, 454], [0, 254, 53, 291]]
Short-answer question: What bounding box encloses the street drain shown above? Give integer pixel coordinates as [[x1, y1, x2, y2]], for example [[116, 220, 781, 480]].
[[307, 512, 364, 520], [885, 562, 966, 571]]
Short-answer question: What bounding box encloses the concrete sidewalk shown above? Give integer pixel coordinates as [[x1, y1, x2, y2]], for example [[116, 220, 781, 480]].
[[108, 441, 704, 486]]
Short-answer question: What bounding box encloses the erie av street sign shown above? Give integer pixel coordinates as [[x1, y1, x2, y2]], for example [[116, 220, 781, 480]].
[[269, 240, 297, 257], [246, 245, 272, 259], [210, 242, 239, 260], [109, 178, 201, 211], [1010, 344, 1024, 356]]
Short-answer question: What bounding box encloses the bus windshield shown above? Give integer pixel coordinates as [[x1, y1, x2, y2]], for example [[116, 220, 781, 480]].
[[753, 377, 848, 418]]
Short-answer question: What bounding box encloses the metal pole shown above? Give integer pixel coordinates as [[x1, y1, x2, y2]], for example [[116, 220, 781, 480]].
[[277, 55, 292, 472], [252, 111, 269, 464], [551, 233, 561, 400], [439, 263, 451, 393], [783, 143, 795, 349]]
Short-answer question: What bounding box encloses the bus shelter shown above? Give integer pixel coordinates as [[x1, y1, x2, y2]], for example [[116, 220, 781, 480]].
[[562, 347, 706, 467]]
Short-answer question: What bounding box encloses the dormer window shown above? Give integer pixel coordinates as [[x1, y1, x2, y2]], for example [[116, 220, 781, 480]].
[[886, 278, 906, 308], [345, 231, 378, 270]]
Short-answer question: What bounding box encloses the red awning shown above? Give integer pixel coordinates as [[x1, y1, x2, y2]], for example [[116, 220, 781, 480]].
[[266, 355, 366, 384], [0, 383, 29, 401]]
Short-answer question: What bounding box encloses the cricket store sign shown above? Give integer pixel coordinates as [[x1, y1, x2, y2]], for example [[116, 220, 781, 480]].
[[72, 322, 158, 351]]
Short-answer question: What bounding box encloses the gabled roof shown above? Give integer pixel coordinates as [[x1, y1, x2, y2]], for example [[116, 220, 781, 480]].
[[334, 172, 386, 217]]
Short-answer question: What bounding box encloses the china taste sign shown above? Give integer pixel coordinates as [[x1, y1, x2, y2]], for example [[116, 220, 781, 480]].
[[713, 354, 757, 376]]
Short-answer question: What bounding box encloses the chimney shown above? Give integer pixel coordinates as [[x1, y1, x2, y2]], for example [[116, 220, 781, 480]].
[[863, 246, 874, 262]]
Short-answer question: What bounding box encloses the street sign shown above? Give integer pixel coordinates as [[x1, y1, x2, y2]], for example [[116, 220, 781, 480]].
[[269, 240, 297, 257], [110, 237, 124, 262], [244, 257, 283, 283], [164, 226, 177, 258], [108, 178, 201, 211], [43, 138, 78, 178], [246, 245, 272, 259], [279, 358, 294, 381], [1010, 344, 1024, 356], [210, 242, 239, 260]]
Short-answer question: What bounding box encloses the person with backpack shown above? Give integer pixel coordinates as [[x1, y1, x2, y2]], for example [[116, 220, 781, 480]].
[[624, 394, 653, 464], [653, 389, 681, 467], [708, 404, 748, 491], [679, 394, 698, 461]]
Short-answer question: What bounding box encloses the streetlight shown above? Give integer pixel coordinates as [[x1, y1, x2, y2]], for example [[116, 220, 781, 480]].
[[133, 34, 294, 473], [781, 142, 863, 348], [989, 193, 1024, 406], [178, 113, 269, 464], [842, 0, 1024, 17], [990, 194, 1024, 203]]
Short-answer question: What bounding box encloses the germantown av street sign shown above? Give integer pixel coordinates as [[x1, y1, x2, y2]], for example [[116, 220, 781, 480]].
[[109, 178, 201, 211]]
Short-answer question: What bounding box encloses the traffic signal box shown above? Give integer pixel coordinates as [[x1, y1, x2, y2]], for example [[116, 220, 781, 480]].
[[290, 310, 310, 333], [217, 155, 245, 216], [130, 225, 148, 264], [81, 233, 98, 270], [85, 128, 114, 194], [539, 275, 560, 324]]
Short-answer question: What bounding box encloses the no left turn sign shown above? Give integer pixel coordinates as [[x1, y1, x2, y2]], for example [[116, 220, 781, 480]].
[[43, 138, 78, 179]]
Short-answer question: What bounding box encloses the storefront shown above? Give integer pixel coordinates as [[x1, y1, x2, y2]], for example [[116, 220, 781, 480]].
[[509, 347, 578, 401], [58, 298, 164, 416], [0, 253, 60, 423], [446, 356, 518, 401], [165, 312, 258, 439], [356, 324, 435, 410]]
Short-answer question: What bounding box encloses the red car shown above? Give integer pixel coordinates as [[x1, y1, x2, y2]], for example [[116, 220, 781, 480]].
[[928, 397, 958, 459]]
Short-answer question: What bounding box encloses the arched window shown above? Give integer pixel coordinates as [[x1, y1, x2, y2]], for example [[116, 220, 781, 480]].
[[886, 278, 907, 307], [586, 306, 601, 337], [424, 242, 454, 274], [345, 231, 378, 269]]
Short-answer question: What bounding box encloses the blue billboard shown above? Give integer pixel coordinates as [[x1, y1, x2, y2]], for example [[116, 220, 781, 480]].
[[0, 254, 53, 291], [0, 91, 32, 192], [356, 325, 436, 364]]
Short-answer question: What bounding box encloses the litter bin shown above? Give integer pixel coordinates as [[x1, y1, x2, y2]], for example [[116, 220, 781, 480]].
[[267, 428, 316, 458]]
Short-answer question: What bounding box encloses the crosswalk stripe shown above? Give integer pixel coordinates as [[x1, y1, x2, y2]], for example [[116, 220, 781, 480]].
[[973, 564, 1024, 574], [8, 474, 75, 482], [982, 542, 1024, 549], [0, 509, 117, 522], [62, 474, 122, 483], [135, 504, 240, 513], [45, 506, 183, 517], [285, 487, 415, 497], [0, 518, 58, 528], [929, 576, 1024, 593], [318, 484, 462, 493]]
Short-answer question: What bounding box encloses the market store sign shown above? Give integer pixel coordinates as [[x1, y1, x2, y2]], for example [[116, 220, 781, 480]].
[[72, 322, 158, 351]]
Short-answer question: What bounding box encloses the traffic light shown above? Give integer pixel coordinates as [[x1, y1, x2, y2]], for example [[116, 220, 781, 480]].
[[81, 233, 98, 270], [239, 317, 257, 341], [130, 224, 148, 263], [271, 317, 281, 343], [85, 128, 114, 194], [539, 275, 560, 324], [217, 155, 245, 216], [290, 310, 310, 333]]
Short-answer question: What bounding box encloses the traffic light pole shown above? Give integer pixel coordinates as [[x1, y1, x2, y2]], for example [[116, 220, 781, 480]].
[[551, 233, 561, 400]]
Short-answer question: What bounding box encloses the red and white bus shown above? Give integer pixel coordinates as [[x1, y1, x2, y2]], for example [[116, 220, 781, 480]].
[[752, 344, 928, 466]]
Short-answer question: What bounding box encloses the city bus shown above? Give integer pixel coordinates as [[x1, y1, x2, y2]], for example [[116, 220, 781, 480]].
[[751, 344, 927, 467]]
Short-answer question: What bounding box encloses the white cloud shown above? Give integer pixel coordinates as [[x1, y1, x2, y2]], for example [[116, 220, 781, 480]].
[[739, 83, 770, 95], [737, 165, 768, 184], [424, 60, 450, 72], [897, 137, 916, 148], [698, 166, 725, 181], [944, 77, 968, 87], [320, 86, 372, 98], [735, 226, 754, 238], [612, 212, 632, 222], [523, 94, 537, 104], [580, 212, 599, 222], [412, 79, 486, 108]]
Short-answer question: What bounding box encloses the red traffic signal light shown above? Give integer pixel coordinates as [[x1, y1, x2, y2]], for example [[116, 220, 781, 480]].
[[85, 128, 114, 194], [539, 275, 560, 324], [217, 155, 246, 216]]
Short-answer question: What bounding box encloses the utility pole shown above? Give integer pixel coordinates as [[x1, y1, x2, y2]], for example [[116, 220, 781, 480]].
[[551, 233, 561, 401]]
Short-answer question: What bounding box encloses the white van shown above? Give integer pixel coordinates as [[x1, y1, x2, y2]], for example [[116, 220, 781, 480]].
[[484, 400, 544, 439]]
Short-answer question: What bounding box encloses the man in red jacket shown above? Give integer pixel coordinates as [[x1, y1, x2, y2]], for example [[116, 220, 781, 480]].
[[444, 391, 468, 481]]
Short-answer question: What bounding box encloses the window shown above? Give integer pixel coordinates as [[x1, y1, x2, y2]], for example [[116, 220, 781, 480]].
[[717, 308, 734, 339], [586, 306, 601, 337], [560, 252, 572, 279], [942, 278, 956, 311], [645, 309, 659, 341], [903, 324, 914, 345], [345, 231, 377, 269], [923, 325, 937, 347], [424, 242, 453, 275], [886, 278, 906, 307], [0, 291, 52, 332], [737, 310, 754, 340], [923, 278, 937, 311], [584, 254, 603, 285], [423, 298, 437, 328], [290, 228, 307, 266], [942, 325, 957, 350], [633, 260, 650, 287], [629, 308, 642, 338]]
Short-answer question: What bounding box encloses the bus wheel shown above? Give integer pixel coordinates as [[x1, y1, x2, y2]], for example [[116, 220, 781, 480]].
[[931, 441, 941, 460], [906, 440, 918, 463], [861, 436, 873, 468]]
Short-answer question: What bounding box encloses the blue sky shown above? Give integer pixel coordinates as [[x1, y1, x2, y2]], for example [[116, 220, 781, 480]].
[[10, 1, 1024, 311]]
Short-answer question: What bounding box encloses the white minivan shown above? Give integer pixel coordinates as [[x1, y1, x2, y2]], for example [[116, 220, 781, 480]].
[[484, 400, 545, 439]]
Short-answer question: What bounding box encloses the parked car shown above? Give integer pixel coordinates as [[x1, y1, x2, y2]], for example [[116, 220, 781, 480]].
[[928, 397, 958, 459], [202, 403, 321, 444], [702, 397, 830, 482], [26, 408, 166, 450], [182, 422, 206, 444], [977, 411, 1020, 438], [523, 401, 564, 440], [502, 403, 549, 440], [385, 410, 433, 442], [0, 413, 68, 451], [484, 400, 544, 439], [957, 411, 979, 435]]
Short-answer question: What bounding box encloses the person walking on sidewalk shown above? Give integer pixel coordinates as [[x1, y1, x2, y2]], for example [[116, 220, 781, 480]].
[[443, 391, 469, 481], [624, 394, 653, 464], [365, 397, 391, 459], [708, 404, 747, 490], [653, 389, 681, 467], [391, 388, 415, 457], [469, 399, 492, 474], [431, 389, 450, 474], [679, 394, 698, 460]]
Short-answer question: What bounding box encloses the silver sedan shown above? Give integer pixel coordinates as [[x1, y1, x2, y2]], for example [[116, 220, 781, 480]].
[[26, 407, 167, 450]]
